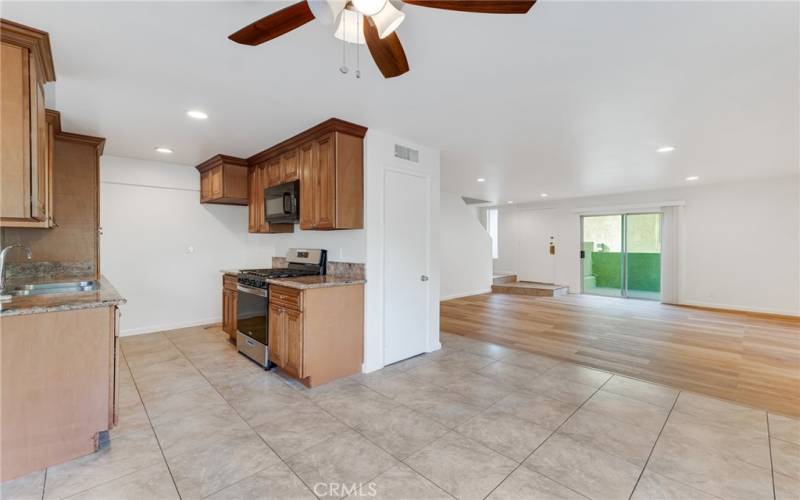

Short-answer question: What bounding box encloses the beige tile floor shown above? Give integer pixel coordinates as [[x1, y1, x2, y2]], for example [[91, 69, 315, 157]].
[[2, 326, 799, 500]]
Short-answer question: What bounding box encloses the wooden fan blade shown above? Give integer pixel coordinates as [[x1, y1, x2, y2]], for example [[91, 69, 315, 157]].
[[403, 0, 535, 14], [363, 17, 409, 78], [229, 1, 315, 46]]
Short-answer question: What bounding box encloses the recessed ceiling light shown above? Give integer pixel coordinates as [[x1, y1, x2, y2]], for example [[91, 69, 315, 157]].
[[685, 175, 699, 181], [186, 110, 208, 120], [507, 201, 514, 204], [657, 146, 676, 153], [154, 147, 174, 154], [477, 178, 486, 183], [540, 193, 549, 197]]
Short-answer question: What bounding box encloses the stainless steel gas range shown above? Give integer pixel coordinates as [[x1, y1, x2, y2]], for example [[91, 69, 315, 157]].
[[235, 248, 327, 368]]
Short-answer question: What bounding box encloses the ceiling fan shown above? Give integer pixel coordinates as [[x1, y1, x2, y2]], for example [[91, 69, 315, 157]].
[[229, 0, 536, 78]]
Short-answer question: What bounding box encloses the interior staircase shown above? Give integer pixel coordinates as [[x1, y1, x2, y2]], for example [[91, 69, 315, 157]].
[[491, 274, 569, 297]]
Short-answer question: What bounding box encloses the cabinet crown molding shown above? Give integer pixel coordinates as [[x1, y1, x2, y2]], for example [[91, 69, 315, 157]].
[[195, 154, 248, 173], [1, 18, 56, 82], [247, 118, 367, 166]]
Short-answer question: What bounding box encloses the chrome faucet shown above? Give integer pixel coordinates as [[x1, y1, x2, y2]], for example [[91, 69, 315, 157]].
[[0, 244, 32, 292]]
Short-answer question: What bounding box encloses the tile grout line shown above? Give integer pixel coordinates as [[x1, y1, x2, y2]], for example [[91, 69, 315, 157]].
[[166, 335, 320, 500], [766, 413, 777, 500], [367, 341, 602, 499], [53, 347, 181, 500], [119, 347, 184, 500], [479, 376, 614, 500], [324, 346, 473, 498], [625, 390, 680, 500], [306, 381, 456, 498], [39, 468, 46, 500]]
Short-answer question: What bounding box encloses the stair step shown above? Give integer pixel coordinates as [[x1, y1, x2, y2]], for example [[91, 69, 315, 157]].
[[492, 274, 518, 285], [492, 281, 569, 297]]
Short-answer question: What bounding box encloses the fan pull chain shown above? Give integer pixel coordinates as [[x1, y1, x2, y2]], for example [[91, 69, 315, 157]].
[[355, 14, 361, 79], [339, 14, 348, 74]]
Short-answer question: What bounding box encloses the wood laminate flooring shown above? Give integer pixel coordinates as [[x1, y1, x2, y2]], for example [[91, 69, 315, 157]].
[[441, 293, 800, 417]]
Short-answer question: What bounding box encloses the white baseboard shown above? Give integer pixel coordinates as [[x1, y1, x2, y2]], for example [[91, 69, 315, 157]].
[[120, 316, 222, 337], [677, 300, 800, 317], [440, 288, 492, 301]]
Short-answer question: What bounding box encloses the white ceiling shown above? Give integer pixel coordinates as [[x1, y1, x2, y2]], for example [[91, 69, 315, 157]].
[[4, 1, 798, 203]]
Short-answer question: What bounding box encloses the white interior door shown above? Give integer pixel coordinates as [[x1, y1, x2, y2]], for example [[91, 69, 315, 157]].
[[383, 168, 430, 365], [517, 208, 558, 284]]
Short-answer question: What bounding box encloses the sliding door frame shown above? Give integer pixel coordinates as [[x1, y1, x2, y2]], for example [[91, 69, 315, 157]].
[[580, 212, 662, 300]]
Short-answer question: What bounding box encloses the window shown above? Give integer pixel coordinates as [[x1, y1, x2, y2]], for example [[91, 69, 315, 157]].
[[486, 208, 499, 259]]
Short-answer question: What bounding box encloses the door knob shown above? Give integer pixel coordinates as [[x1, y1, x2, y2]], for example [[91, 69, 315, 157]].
[[420, 275, 429, 282]]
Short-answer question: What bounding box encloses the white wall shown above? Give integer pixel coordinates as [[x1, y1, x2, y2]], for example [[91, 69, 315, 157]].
[[100, 156, 249, 335], [364, 130, 441, 372], [440, 193, 493, 300], [492, 176, 800, 316], [244, 229, 366, 268]]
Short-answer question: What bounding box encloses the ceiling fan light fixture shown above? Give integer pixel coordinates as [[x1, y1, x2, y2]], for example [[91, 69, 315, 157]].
[[371, 1, 405, 39], [352, 0, 386, 16], [334, 8, 366, 44]]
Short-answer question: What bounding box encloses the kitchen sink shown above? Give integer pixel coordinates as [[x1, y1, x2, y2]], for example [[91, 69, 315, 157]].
[[3, 280, 99, 297]]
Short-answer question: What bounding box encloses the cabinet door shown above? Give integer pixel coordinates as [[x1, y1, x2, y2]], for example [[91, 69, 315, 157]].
[[209, 166, 223, 199], [284, 308, 304, 378], [29, 63, 46, 221], [268, 303, 286, 367], [222, 289, 237, 338], [0, 43, 31, 220], [247, 167, 257, 231], [282, 149, 299, 182], [315, 134, 336, 229], [298, 141, 316, 230], [257, 163, 269, 232], [266, 157, 282, 187], [200, 171, 211, 202]]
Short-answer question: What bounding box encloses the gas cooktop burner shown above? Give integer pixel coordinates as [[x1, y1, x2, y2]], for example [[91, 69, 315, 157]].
[[238, 249, 328, 289], [242, 269, 318, 279]]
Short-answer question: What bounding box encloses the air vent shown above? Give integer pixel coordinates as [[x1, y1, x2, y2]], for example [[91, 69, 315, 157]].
[[462, 197, 491, 205], [394, 144, 419, 163]]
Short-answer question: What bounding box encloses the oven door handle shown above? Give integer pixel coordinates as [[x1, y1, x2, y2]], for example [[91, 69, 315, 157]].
[[237, 284, 268, 297]]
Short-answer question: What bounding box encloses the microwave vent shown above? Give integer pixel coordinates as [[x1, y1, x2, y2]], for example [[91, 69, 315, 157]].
[[394, 144, 419, 163]]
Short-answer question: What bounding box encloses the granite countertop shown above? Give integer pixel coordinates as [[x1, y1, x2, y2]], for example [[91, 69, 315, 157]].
[[0, 275, 126, 317], [266, 275, 366, 290]]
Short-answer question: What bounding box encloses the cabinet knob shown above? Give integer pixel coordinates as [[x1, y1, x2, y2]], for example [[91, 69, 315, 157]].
[[420, 275, 429, 282]]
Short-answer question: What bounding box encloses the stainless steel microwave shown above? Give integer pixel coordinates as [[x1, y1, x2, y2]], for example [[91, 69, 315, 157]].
[[264, 181, 299, 224]]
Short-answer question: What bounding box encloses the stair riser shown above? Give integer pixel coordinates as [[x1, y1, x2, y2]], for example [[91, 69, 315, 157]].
[[492, 285, 567, 297], [492, 275, 518, 285]]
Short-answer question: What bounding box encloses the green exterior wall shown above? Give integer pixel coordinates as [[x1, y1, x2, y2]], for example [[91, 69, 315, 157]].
[[591, 252, 661, 291]]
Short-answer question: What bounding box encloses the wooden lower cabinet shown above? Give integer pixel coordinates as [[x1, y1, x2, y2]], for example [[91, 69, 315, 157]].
[[222, 274, 237, 341], [0, 305, 119, 482], [268, 284, 364, 387], [268, 303, 302, 378]]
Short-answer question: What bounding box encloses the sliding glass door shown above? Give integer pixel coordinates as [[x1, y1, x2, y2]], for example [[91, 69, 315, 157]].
[[581, 213, 662, 300], [581, 215, 624, 297]]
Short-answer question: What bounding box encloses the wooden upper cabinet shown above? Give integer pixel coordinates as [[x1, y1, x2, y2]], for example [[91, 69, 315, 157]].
[[299, 131, 364, 231], [203, 118, 365, 233], [195, 155, 248, 205], [312, 134, 335, 230], [281, 149, 299, 182], [1, 19, 56, 228], [247, 160, 293, 234], [265, 156, 282, 187], [298, 141, 315, 230]]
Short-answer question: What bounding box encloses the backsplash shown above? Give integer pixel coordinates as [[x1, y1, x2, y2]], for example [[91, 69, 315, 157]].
[[272, 257, 365, 280], [5, 261, 96, 282]]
